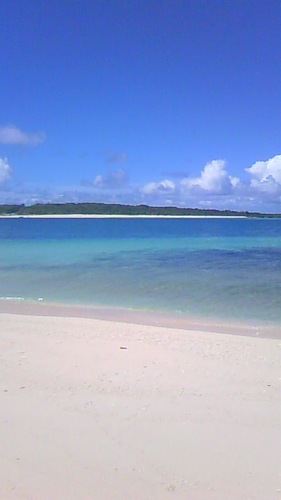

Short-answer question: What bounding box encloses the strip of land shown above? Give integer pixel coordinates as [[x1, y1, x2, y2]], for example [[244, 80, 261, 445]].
[[1, 202, 280, 218], [0, 309, 280, 499], [0, 214, 247, 218]]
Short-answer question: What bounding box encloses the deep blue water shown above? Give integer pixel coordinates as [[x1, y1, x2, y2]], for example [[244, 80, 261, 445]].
[[1, 217, 281, 325]]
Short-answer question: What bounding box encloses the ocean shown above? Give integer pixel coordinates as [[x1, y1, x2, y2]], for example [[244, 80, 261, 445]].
[[1, 217, 281, 326]]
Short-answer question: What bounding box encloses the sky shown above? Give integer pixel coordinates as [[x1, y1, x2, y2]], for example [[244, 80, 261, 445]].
[[0, 0, 280, 212]]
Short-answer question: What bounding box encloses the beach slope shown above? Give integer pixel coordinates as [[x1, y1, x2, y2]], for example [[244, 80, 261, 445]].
[[0, 313, 280, 499]]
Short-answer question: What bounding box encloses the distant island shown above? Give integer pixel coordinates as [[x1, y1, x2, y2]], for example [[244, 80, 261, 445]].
[[0, 202, 280, 218]]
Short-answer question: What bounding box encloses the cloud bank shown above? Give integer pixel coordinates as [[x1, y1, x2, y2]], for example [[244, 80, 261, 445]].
[[140, 155, 281, 211], [1, 154, 281, 213], [0, 125, 46, 146]]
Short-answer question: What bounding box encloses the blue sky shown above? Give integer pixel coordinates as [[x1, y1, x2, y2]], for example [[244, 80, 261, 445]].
[[0, 0, 280, 211]]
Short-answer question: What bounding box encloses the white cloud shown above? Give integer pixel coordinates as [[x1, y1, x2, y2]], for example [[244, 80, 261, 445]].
[[142, 179, 175, 195], [93, 169, 128, 189], [2, 154, 281, 213], [0, 125, 46, 146], [246, 154, 281, 187], [249, 176, 281, 194], [229, 176, 240, 187], [0, 158, 12, 185], [181, 160, 239, 194], [93, 174, 103, 188]]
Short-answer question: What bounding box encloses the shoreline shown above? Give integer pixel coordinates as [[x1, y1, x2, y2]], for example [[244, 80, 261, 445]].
[[0, 214, 248, 219], [1, 298, 280, 339]]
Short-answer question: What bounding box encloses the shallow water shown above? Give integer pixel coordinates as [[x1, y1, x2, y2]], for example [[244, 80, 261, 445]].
[[1, 217, 281, 325]]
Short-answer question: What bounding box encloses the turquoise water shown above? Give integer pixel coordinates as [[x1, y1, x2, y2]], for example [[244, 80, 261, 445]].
[[1, 217, 281, 325]]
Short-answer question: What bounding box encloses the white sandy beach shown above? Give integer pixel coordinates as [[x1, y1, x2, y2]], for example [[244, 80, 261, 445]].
[[0, 214, 247, 219], [0, 310, 280, 499]]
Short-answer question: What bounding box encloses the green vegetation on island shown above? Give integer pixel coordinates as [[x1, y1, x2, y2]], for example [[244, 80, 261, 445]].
[[0, 202, 280, 217]]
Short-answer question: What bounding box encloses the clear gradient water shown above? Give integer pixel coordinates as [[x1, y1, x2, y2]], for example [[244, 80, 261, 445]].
[[1, 217, 281, 325]]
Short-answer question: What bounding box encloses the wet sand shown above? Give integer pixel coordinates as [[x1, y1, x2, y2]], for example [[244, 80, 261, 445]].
[[0, 299, 280, 340], [0, 308, 280, 499]]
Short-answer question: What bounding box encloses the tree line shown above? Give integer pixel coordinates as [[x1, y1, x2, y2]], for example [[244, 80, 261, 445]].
[[0, 202, 280, 218]]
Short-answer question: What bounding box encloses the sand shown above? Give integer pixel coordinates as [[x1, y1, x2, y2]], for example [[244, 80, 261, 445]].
[[0, 311, 280, 499], [0, 214, 247, 219]]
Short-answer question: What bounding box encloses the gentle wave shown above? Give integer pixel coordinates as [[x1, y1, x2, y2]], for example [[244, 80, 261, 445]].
[[0, 296, 44, 301]]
